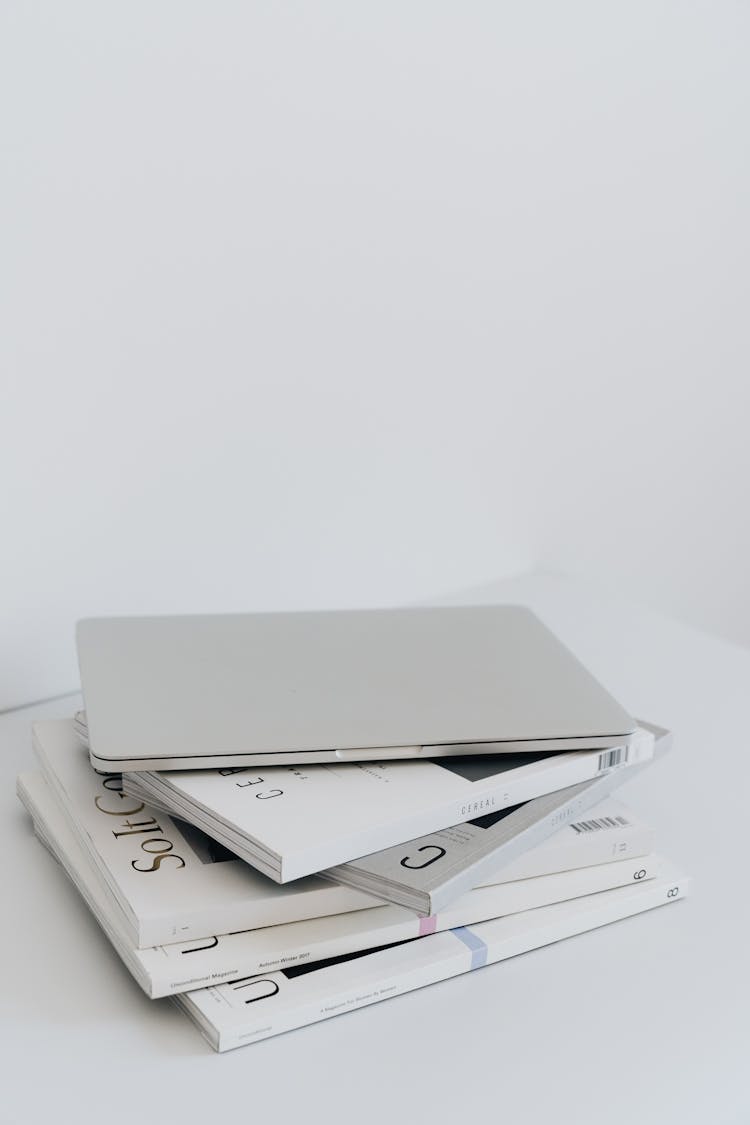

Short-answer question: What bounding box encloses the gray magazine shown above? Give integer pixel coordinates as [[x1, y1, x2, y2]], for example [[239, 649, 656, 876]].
[[324, 722, 670, 914]]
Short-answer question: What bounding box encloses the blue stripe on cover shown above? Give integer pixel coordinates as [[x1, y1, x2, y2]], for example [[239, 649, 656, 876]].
[[451, 926, 488, 970]]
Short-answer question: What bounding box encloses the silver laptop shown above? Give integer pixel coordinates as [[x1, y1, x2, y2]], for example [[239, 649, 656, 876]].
[[76, 605, 636, 771]]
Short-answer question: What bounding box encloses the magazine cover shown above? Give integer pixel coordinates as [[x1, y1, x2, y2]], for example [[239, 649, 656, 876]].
[[123, 728, 655, 881]]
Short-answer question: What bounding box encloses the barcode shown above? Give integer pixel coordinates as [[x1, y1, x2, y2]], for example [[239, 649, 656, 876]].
[[570, 814, 630, 835], [597, 746, 628, 771]]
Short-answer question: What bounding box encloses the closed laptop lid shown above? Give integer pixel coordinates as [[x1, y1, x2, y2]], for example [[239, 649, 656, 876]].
[[77, 605, 635, 766]]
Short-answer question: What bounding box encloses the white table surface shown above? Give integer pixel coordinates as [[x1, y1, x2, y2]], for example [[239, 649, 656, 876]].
[[3, 575, 748, 1124]]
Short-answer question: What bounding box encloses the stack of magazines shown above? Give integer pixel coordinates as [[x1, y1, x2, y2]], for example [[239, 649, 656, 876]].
[[17, 606, 689, 1052]]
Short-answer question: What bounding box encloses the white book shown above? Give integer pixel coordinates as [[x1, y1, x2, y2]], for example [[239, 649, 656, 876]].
[[123, 728, 656, 881], [18, 770, 663, 999], [179, 871, 690, 1051], [32, 720, 378, 947], [326, 723, 667, 912]]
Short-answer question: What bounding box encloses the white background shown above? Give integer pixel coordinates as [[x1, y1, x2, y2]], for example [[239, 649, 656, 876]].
[[2, 1, 749, 710]]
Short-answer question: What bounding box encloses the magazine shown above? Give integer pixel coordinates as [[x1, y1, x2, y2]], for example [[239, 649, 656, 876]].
[[123, 728, 655, 881], [32, 720, 378, 947], [18, 770, 663, 999], [326, 723, 668, 912], [178, 871, 689, 1051]]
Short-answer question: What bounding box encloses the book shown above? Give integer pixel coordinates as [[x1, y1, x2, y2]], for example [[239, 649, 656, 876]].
[[32, 719, 379, 947], [76, 606, 636, 769], [326, 723, 668, 912], [177, 871, 689, 1051], [122, 728, 656, 882], [17, 770, 664, 999]]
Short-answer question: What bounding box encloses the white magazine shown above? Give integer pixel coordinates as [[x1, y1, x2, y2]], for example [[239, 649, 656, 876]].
[[327, 724, 667, 912], [32, 720, 378, 947], [179, 871, 689, 1051], [123, 728, 655, 881], [17, 770, 664, 999]]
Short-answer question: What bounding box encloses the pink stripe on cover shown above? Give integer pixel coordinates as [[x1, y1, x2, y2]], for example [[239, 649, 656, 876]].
[[419, 916, 437, 936]]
